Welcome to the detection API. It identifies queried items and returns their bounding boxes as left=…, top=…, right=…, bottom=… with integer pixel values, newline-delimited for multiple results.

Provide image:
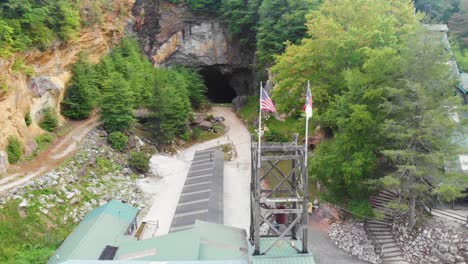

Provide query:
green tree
left=256, top=0, right=319, bottom=67
left=175, top=67, right=207, bottom=109
left=272, top=0, right=421, bottom=204
left=219, top=0, right=261, bottom=47
left=100, top=73, right=135, bottom=132
left=381, top=31, right=464, bottom=230
left=61, top=57, right=99, bottom=119
left=151, top=69, right=192, bottom=143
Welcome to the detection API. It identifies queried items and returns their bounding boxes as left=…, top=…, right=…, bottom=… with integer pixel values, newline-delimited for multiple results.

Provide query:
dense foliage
left=61, top=37, right=206, bottom=141
left=0, top=0, right=80, bottom=57
left=100, top=73, right=135, bottom=132
left=151, top=68, right=192, bottom=143
left=256, top=0, right=319, bottom=67
left=6, top=136, right=22, bottom=164
left=270, top=0, right=466, bottom=222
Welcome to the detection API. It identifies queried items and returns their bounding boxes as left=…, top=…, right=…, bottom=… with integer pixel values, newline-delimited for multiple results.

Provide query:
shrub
left=264, top=129, right=289, bottom=142
left=25, top=112, right=32, bottom=126
left=347, top=200, right=374, bottom=219
left=6, top=136, right=22, bottom=164
left=129, top=151, right=150, bottom=173
left=35, top=134, right=54, bottom=151
left=39, top=107, right=58, bottom=132
left=108, top=131, right=128, bottom=152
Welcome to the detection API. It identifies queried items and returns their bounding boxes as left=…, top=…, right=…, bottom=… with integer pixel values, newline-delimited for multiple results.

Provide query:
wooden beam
left=262, top=209, right=303, bottom=214
left=260, top=197, right=304, bottom=203
left=261, top=155, right=303, bottom=161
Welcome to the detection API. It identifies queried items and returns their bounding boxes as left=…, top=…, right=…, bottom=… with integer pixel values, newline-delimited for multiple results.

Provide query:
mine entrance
left=200, top=67, right=237, bottom=103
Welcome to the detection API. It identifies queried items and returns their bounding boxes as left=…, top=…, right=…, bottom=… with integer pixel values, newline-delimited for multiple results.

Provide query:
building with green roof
left=50, top=200, right=315, bottom=264
left=49, top=201, right=250, bottom=263
left=49, top=200, right=139, bottom=263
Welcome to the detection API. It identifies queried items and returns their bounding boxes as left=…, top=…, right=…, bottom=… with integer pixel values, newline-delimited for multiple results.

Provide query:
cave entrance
left=200, top=67, right=237, bottom=103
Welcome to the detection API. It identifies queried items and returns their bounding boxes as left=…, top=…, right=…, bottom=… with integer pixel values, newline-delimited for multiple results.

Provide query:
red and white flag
left=261, top=89, right=277, bottom=113
left=302, top=84, right=313, bottom=119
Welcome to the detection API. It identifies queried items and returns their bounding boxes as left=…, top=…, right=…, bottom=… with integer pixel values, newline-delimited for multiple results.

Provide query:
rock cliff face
left=133, top=1, right=255, bottom=97
left=0, top=0, right=135, bottom=173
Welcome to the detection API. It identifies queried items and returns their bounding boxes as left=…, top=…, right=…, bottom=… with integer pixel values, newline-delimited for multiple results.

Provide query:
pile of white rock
left=394, top=218, right=468, bottom=264
left=329, top=221, right=382, bottom=264
left=0, top=129, right=151, bottom=224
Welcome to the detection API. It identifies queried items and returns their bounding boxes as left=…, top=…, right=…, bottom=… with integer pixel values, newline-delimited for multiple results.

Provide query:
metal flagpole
left=302, top=80, right=311, bottom=253
left=258, top=82, right=263, bottom=169
left=304, top=80, right=310, bottom=166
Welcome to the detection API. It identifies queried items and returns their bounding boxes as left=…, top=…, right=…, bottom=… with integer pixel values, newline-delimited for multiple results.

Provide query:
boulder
left=199, top=121, right=213, bottom=130
left=441, top=253, right=456, bottom=264
left=29, top=76, right=61, bottom=98
left=440, top=243, right=451, bottom=253
left=19, top=199, right=28, bottom=208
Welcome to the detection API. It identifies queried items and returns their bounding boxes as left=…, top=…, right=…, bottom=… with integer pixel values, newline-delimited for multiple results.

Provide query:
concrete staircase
left=367, top=189, right=408, bottom=264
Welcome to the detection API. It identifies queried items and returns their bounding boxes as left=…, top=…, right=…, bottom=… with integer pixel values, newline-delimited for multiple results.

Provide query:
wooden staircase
left=367, top=189, right=408, bottom=264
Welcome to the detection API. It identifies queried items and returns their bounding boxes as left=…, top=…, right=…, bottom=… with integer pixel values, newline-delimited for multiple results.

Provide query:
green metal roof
left=249, top=238, right=315, bottom=264
left=49, top=200, right=139, bottom=264
left=114, top=221, right=249, bottom=262
left=62, top=261, right=247, bottom=264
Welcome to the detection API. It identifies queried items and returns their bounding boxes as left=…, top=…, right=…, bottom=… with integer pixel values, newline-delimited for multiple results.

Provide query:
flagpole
left=305, top=80, right=310, bottom=167
left=258, top=82, right=263, bottom=169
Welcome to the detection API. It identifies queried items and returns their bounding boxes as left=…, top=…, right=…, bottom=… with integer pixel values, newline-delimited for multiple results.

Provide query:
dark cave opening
left=200, top=67, right=237, bottom=103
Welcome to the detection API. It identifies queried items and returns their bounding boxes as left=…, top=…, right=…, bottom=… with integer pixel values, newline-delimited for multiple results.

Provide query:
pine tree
left=151, top=69, right=191, bottom=142
left=381, top=30, right=465, bottom=230
left=100, top=73, right=135, bottom=132
left=61, top=58, right=99, bottom=120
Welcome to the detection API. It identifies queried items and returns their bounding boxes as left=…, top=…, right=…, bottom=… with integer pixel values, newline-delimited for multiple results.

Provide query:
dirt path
left=139, top=106, right=251, bottom=238
left=0, top=116, right=100, bottom=193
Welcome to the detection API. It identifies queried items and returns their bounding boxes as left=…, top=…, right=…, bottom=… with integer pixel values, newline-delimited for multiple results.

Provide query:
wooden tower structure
left=250, top=134, right=309, bottom=255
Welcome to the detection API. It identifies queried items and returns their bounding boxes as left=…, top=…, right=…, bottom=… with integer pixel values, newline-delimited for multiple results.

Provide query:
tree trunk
left=408, top=191, right=416, bottom=231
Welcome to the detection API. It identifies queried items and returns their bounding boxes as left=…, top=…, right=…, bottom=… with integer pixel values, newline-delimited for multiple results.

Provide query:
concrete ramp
left=170, top=148, right=224, bottom=232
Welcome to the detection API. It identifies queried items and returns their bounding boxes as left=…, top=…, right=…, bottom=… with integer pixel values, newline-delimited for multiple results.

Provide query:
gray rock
left=123, top=167, right=133, bottom=175
left=199, top=121, right=213, bottom=130
left=232, top=96, right=248, bottom=111
left=454, top=255, right=465, bottom=262
left=440, top=243, right=451, bottom=253
left=459, top=244, right=468, bottom=252
left=450, top=246, right=459, bottom=255
left=19, top=199, right=28, bottom=208
left=441, top=253, right=456, bottom=264
left=0, top=150, right=9, bottom=174
left=40, top=208, right=49, bottom=215
left=29, top=76, right=61, bottom=97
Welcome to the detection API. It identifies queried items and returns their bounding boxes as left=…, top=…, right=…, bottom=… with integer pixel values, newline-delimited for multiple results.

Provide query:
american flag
left=261, top=89, right=277, bottom=113
left=303, top=85, right=313, bottom=118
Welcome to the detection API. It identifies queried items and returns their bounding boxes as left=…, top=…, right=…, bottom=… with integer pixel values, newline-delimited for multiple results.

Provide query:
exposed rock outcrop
left=0, top=1, right=135, bottom=171
left=133, top=1, right=255, bottom=96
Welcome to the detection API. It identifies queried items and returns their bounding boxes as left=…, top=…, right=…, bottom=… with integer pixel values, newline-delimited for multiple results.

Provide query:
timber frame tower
left=249, top=134, right=310, bottom=255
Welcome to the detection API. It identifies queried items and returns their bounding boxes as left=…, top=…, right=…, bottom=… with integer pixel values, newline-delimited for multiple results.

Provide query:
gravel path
left=139, top=106, right=251, bottom=238
left=0, top=116, right=99, bottom=193
left=308, top=219, right=367, bottom=264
